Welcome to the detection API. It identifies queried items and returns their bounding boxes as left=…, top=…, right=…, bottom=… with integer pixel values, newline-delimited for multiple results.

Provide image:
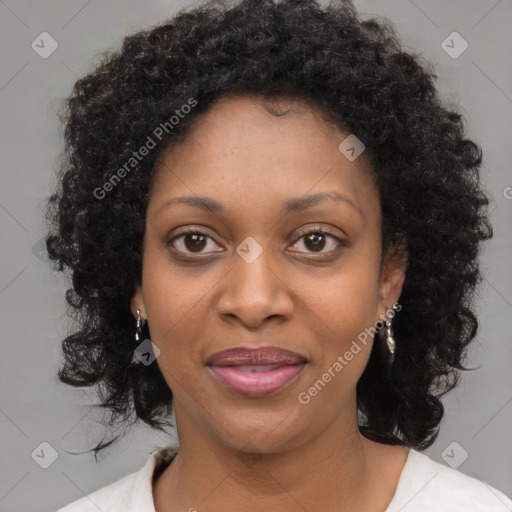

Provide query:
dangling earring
left=135, top=309, right=143, bottom=342
left=131, top=309, right=146, bottom=366
left=385, top=320, right=396, bottom=362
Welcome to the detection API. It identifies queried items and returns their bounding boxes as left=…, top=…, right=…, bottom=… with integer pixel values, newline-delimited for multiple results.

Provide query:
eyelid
left=169, top=225, right=222, bottom=245
left=293, top=224, right=345, bottom=242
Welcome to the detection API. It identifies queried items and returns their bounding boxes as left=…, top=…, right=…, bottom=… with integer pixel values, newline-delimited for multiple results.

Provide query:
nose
left=215, top=243, right=294, bottom=328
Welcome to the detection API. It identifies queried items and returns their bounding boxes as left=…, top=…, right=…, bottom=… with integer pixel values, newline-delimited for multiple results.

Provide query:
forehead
left=148, top=94, right=379, bottom=223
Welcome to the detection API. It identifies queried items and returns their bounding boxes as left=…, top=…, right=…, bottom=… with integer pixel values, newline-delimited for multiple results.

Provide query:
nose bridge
left=232, top=235, right=279, bottom=300
left=216, top=235, right=293, bottom=324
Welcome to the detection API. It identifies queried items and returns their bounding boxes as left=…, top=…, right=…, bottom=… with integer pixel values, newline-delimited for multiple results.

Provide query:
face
left=131, top=94, right=405, bottom=453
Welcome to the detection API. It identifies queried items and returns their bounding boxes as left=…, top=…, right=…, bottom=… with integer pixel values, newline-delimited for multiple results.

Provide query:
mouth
left=206, top=346, right=308, bottom=397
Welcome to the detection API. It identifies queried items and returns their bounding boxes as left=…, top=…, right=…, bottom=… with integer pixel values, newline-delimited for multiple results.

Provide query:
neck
left=154, top=406, right=383, bottom=512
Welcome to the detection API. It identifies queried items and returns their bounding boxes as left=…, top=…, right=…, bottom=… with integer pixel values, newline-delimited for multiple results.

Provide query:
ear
left=376, top=239, right=407, bottom=322
left=130, top=284, right=146, bottom=320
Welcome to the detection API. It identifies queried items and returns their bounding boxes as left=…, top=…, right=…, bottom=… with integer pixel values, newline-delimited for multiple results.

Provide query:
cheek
left=141, top=249, right=218, bottom=370
left=296, top=252, right=381, bottom=336
left=292, top=257, right=381, bottom=397
left=294, top=273, right=379, bottom=414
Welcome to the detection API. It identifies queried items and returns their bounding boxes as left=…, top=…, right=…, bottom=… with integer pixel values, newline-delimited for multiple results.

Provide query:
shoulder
left=387, top=448, right=512, bottom=512
left=56, top=444, right=179, bottom=512
left=56, top=469, right=141, bottom=512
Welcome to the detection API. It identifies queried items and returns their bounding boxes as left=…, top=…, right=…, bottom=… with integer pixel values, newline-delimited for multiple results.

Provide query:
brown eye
left=288, top=228, right=345, bottom=254
left=304, top=232, right=327, bottom=252
left=183, top=233, right=207, bottom=252
left=168, top=230, right=224, bottom=255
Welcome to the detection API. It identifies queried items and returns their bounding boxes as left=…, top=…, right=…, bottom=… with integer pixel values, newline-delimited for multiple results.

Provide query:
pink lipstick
left=206, top=346, right=307, bottom=397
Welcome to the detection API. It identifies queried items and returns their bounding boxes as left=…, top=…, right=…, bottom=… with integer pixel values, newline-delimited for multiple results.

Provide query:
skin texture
left=130, top=94, right=408, bottom=511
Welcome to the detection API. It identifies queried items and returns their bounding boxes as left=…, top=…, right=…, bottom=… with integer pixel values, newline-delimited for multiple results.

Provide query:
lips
left=206, top=346, right=307, bottom=366
left=206, top=346, right=308, bottom=397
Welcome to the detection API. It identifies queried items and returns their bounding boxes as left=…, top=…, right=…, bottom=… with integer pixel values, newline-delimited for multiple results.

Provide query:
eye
left=167, top=229, right=224, bottom=255
left=167, top=226, right=346, bottom=257
left=288, top=226, right=345, bottom=254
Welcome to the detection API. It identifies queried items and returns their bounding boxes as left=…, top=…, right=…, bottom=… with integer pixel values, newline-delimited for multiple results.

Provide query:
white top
left=56, top=443, right=512, bottom=511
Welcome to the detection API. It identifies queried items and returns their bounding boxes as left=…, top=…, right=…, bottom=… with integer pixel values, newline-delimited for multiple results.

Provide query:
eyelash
left=167, top=226, right=346, bottom=256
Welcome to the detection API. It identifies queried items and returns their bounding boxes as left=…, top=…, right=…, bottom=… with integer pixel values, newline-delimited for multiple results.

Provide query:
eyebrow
left=155, top=191, right=361, bottom=217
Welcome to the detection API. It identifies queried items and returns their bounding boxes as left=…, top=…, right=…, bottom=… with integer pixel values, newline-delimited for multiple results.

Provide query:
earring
left=384, top=320, right=396, bottom=362
left=131, top=309, right=146, bottom=367
left=135, top=309, right=145, bottom=342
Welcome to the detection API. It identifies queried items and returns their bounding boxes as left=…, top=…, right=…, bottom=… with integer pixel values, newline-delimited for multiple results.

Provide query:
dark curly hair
left=44, top=0, right=492, bottom=458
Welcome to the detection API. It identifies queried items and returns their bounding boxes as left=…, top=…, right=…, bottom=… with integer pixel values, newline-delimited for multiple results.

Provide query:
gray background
left=0, top=1, right=511, bottom=511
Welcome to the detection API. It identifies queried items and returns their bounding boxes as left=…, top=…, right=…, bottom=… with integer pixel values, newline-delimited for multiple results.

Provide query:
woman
left=45, top=0, right=512, bottom=510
